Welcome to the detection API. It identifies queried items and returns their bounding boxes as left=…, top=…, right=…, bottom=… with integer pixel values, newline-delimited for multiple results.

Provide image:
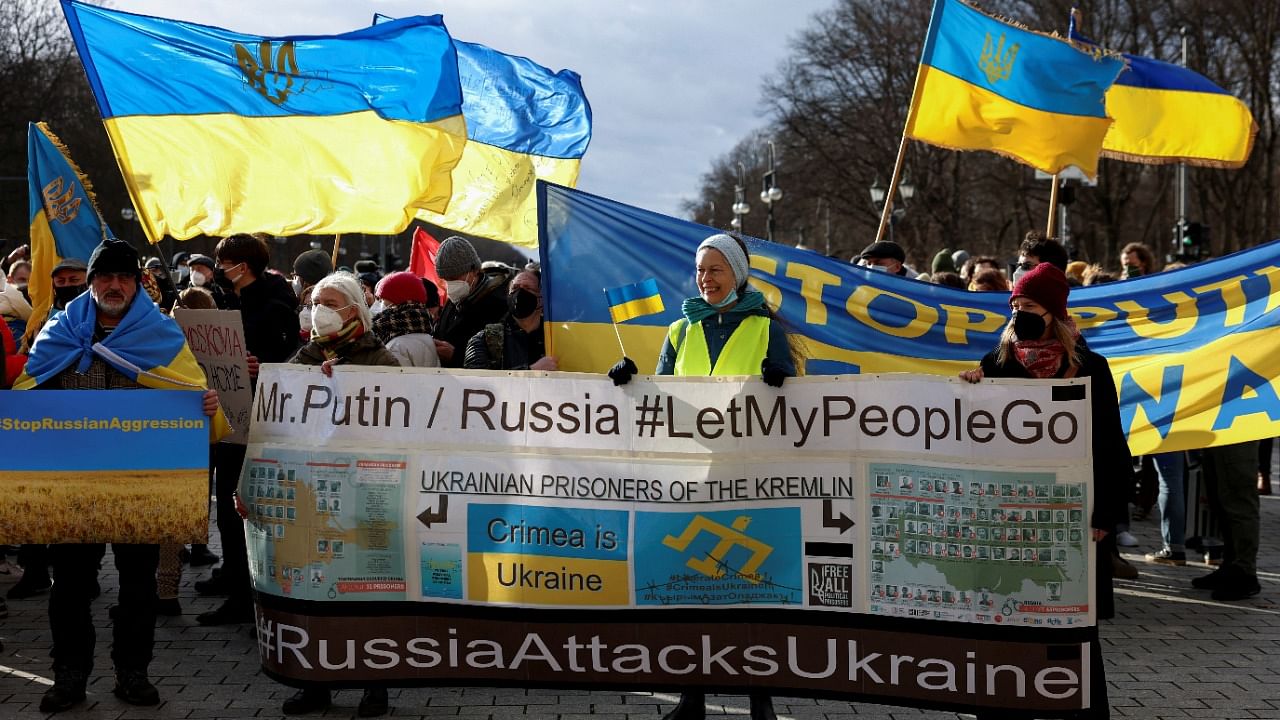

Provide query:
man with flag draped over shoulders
left=13, top=237, right=230, bottom=713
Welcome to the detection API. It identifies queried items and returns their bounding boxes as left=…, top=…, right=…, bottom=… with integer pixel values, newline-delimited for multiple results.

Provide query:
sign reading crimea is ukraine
left=0, top=389, right=210, bottom=543
left=536, top=181, right=1280, bottom=455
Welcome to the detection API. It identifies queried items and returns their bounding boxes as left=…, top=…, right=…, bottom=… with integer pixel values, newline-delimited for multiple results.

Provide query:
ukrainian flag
left=1069, top=13, right=1256, bottom=168
left=26, top=121, right=111, bottom=345
left=415, top=33, right=592, bottom=248
left=60, top=0, right=467, bottom=243
left=605, top=279, right=664, bottom=324
left=905, top=0, right=1124, bottom=176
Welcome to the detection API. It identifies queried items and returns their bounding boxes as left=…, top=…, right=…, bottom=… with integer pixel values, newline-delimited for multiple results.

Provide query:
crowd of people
left=0, top=227, right=1267, bottom=719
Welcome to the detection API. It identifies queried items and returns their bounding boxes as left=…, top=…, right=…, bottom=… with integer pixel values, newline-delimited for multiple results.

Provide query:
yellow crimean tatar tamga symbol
left=42, top=177, right=81, bottom=225
left=662, top=515, right=773, bottom=584
left=979, top=32, right=1020, bottom=84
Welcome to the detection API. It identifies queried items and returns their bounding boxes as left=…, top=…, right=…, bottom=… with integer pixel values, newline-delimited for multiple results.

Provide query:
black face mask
left=53, top=284, right=87, bottom=309
left=507, top=288, right=540, bottom=320
left=1012, top=310, right=1048, bottom=341
left=212, top=267, right=236, bottom=292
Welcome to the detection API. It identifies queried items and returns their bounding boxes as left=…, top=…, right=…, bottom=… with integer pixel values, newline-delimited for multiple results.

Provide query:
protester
left=186, top=254, right=230, bottom=309
left=280, top=270, right=396, bottom=716
left=1084, top=265, right=1119, bottom=286
left=172, top=251, right=191, bottom=289
left=12, top=237, right=224, bottom=712
left=0, top=271, right=32, bottom=341
left=930, top=271, right=965, bottom=289
left=856, top=240, right=924, bottom=279
left=175, top=285, right=217, bottom=310
left=931, top=247, right=957, bottom=276
left=1143, top=453, right=1189, bottom=565
left=371, top=271, right=440, bottom=367
left=143, top=257, right=178, bottom=310
left=1013, top=232, right=1069, bottom=281
left=950, top=249, right=970, bottom=277
left=608, top=232, right=792, bottom=720
left=432, top=236, right=513, bottom=366
left=958, top=261, right=1127, bottom=719
left=7, top=258, right=31, bottom=288
left=291, top=248, right=333, bottom=307
left=1120, top=241, right=1157, bottom=278
left=464, top=268, right=557, bottom=371
left=969, top=268, right=1009, bottom=292
left=196, top=234, right=300, bottom=626
left=1193, top=441, right=1262, bottom=600
left=1065, top=260, right=1088, bottom=286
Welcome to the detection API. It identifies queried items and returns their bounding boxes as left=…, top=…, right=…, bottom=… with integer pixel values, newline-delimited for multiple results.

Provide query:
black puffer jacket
left=433, top=266, right=513, bottom=367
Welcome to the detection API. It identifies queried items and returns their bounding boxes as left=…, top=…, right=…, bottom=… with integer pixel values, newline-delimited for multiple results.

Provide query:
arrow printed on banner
left=417, top=495, right=449, bottom=528
left=822, top=499, right=854, bottom=534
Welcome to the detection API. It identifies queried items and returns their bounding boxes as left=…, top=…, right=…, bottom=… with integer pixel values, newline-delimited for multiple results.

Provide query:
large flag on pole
left=375, top=14, right=592, bottom=248
left=1068, top=11, right=1256, bottom=168
left=905, top=0, right=1124, bottom=176
left=26, top=121, right=112, bottom=344
left=60, top=0, right=467, bottom=244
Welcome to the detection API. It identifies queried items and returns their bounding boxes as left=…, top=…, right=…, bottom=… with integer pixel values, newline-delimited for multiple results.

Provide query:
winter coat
left=979, top=343, right=1132, bottom=619
left=290, top=331, right=400, bottom=368
left=386, top=333, right=440, bottom=368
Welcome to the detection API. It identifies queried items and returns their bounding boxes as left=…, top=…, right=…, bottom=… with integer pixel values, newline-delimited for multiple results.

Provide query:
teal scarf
left=681, top=288, right=766, bottom=324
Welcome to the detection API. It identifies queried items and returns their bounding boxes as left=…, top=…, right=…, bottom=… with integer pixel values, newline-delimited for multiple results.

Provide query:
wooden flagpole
left=1045, top=174, right=1060, bottom=237
left=874, top=59, right=929, bottom=245
left=331, top=234, right=342, bottom=269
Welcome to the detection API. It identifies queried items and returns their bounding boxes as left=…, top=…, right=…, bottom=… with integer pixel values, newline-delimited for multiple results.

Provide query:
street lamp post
left=759, top=141, right=782, bottom=241
left=868, top=178, right=914, bottom=246
left=731, top=162, right=750, bottom=233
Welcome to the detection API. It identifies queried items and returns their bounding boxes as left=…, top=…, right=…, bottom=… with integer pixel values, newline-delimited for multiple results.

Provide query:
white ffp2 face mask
left=370, top=300, right=386, bottom=316
left=311, top=305, right=345, bottom=337
left=298, top=306, right=313, bottom=331
left=445, top=279, right=471, bottom=303
left=190, top=270, right=208, bottom=287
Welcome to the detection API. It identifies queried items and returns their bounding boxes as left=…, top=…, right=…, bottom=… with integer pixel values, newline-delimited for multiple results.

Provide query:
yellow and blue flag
left=375, top=14, right=592, bottom=248
left=1069, top=12, right=1256, bottom=168
left=26, top=121, right=112, bottom=345
left=605, top=279, right=665, bottom=324
left=60, top=0, right=467, bottom=243
left=905, top=0, right=1124, bottom=176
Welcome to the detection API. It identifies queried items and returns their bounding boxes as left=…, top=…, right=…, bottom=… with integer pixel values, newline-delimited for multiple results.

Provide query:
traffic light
left=1175, top=221, right=1209, bottom=261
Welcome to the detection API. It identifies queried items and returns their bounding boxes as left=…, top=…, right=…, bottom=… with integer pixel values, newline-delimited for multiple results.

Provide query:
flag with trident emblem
left=905, top=0, right=1124, bottom=177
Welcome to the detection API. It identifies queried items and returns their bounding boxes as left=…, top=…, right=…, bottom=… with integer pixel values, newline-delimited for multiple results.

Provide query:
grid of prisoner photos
left=869, top=469, right=1086, bottom=606
left=242, top=462, right=345, bottom=553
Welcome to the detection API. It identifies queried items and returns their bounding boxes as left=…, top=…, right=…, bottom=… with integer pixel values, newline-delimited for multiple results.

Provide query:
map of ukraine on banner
left=538, top=182, right=1280, bottom=455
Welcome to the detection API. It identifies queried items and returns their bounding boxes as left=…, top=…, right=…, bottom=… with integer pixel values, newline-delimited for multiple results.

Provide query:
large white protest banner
left=245, top=365, right=1095, bottom=715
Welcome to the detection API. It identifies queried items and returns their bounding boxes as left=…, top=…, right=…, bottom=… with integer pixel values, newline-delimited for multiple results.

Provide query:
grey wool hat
left=292, top=249, right=333, bottom=286
left=435, top=236, right=481, bottom=280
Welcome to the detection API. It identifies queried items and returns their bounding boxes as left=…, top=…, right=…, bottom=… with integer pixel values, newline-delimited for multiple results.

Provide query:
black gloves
left=608, top=357, right=638, bottom=386
left=761, top=358, right=787, bottom=388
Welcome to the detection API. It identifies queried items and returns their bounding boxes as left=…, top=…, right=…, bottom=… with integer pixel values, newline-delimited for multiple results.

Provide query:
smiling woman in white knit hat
left=610, top=233, right=797, bottom=391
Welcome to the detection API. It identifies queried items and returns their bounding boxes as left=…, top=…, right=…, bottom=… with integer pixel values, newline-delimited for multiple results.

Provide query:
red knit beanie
left=1010, top=262, right=1069, bottom=320
left=375, top=271, right=427, bottom=305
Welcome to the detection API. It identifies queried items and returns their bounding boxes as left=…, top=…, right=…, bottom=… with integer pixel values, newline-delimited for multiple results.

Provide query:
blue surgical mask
left=868, top=263, right=889, bottom=272
left=709, top=288, right=738, bottom=309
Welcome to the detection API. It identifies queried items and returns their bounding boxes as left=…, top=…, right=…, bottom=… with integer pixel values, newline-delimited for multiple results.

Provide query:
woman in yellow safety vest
left=608, top=233, right=793, bottom=720
left=609, top=233, right=795, bottom=389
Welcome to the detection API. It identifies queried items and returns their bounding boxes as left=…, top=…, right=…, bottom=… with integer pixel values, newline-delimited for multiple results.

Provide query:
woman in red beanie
left=960, top=261, right=1130, bottom=720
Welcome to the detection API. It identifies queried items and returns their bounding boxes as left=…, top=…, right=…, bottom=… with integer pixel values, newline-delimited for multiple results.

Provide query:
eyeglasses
left=1015, top=261, right=1037, bottom=271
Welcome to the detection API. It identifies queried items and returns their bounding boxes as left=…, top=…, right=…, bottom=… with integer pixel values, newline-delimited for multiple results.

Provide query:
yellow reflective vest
left=668, top=315, right=771, bottom=376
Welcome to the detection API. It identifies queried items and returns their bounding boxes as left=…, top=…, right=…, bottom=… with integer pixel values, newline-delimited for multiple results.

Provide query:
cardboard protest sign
left=175, top=308, right=252, bottom=444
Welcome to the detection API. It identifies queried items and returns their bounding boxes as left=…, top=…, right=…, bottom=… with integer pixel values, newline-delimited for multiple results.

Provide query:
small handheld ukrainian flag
left=603, top=279, right=664, bottom=357
left=605, top=279, right=665, bottom=324
left=905, top=0, right=1124, bottom=177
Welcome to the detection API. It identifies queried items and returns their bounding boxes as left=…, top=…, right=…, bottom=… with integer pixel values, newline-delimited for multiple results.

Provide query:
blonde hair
left=994, top=314, right=1081, bottom=371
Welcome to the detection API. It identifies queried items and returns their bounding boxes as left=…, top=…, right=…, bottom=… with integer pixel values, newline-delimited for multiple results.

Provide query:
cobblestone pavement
left=1, top=452, right=1276, bottom=719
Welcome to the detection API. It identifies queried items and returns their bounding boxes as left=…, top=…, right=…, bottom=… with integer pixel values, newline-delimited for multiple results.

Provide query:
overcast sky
left=114, top=0, right=833, bottom=219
